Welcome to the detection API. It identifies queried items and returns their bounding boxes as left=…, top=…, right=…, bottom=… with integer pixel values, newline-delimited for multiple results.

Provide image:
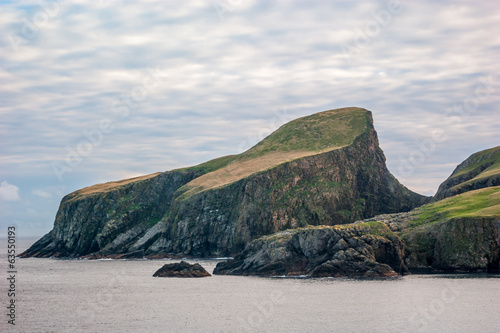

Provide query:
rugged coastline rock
left=357, top=186, right=500, bottom=273
left=20, top=170, right=203, bottom=258
left=215, top=183, right=500, bottom=277
left=402, top=216, right=500, bottom=273
left=153, top=261, right=211, bottom=278
left=213, top=222, right=408, bottom=278
left=22, top=107, right=427, bottom=259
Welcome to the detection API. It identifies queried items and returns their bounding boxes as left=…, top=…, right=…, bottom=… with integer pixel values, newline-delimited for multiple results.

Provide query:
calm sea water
left=1, top=238, right=499, bottom=332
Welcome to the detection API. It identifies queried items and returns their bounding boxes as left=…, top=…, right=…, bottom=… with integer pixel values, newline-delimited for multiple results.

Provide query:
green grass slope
left=402, top=186, right=500, bottom=272
left=240, top=107, right=371, bottom=160
left=408, top=186, right=500, bottom=229
left=435, top=145, right=500, bottom=199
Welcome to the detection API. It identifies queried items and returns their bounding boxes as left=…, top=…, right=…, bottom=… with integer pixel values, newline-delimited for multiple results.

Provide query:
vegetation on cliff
left=400, top=186, right=500, bottom=272
left=353, top=185, right=500, bottom=273
left=177, top=107, right=372, bottom=199
left=216, top=185, right=500, bottom=277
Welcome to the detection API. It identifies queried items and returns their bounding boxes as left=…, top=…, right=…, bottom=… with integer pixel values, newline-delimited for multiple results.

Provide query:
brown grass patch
left=181, top=147, right=343, bottom=197
left=66, top=172, right=162, bottom=201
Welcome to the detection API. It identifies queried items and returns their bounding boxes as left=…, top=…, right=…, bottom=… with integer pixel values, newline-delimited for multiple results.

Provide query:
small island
left=153, top=261, right=211, bottom=278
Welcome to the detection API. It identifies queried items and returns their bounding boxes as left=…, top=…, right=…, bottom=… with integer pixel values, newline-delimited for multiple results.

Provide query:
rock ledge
left=213, top=222, right=408, bottom=278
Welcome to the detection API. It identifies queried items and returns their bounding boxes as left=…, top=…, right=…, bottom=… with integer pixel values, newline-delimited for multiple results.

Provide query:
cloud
left=32, top=188, right=52, bottom=198
left=0, top=1, right=499, bottom=236
left=0, top=181, right=20, bottom=201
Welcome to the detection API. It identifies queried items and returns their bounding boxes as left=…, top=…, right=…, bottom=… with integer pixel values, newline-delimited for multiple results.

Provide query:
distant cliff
left=21, top=107, right=427, bottom=259
left=435, top=146, right=500, bottom=200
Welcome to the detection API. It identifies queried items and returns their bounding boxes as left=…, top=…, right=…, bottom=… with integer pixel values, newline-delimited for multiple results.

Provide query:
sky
left=1, top=0, right=499, bottom=237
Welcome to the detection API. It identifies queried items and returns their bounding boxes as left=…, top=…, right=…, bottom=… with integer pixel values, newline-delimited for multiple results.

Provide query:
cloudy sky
left=1, top=0, right=499, bottom=237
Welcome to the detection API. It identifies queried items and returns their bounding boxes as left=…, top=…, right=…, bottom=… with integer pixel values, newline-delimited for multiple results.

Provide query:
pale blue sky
left=1, top=0, right=499, bottom=237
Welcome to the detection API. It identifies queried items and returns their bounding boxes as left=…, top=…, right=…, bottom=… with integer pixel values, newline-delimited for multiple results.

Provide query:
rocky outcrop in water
left=153, top=261, right=211, bottom=277
left=213, top=222, right=408, bottom=278
left=21, top=107, right=427, bottom=259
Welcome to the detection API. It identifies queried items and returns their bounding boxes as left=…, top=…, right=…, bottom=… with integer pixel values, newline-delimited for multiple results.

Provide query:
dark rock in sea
left=213, top=222, right=408, bottom=278
left=153, top=261, right=211, bottom=278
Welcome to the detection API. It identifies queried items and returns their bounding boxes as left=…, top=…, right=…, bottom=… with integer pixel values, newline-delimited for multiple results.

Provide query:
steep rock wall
left=402, top=217, right=500, bottom=272
left=21, top=170, right=201, bottom=257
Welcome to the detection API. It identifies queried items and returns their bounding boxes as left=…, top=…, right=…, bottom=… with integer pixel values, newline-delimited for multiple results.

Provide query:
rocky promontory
left=22, top=107, right=427, bottom=259
left=214, top=182, right=500, bottom=277
left=214, top=222, right=408, bottom=278
left=355, top=185, right=500, bottom=273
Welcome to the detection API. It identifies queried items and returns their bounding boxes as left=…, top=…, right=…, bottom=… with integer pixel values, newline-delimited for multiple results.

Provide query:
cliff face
left=346, top=185, right=500, bottom=273
left=403, top=216, right=500, bottom=272
left=21, top=170, right=202, bottom=257
left=435, top=146, right=500, bottom=200
left=22, top=107, right=427, bottom=258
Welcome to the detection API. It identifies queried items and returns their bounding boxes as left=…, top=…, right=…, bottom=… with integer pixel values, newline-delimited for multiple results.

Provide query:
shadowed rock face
left=153, top=261, right=211, bottom=278
left=21, top=107, right=428, bottom=259
left=213, top=223, right=408, bottom=278
left=402, top=216, right=500, bottom=273
left=20, top=170, right=202, bottom=258
left=353, top=185, right=500, bottom=274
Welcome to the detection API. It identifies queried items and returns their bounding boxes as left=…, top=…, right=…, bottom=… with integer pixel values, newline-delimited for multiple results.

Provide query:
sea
left=1, top=238, right=499, bottom=333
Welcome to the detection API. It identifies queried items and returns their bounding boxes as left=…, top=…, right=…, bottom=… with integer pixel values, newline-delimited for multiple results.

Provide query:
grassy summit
left=449, top=146, right=500, bottom=181
left=65, top=107, right=372, bottom=201
left=178, top=107, right=372, bottom=198
left=240, top=107, right=372, bottom=159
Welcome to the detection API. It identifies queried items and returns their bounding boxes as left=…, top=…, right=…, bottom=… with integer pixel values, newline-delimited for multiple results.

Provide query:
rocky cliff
left=22, top=107, right=427, bottom=258
left=400, top=185, right=500, bottom=273
left=215, top=185, right=500, bottom=277
left=351, top=185, right=500, bottom=273
left=20, top=170, right=204, bottom=257
left=213, top=222, right=408, bottom=278
left=403, top=216, right=500, bottom=272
